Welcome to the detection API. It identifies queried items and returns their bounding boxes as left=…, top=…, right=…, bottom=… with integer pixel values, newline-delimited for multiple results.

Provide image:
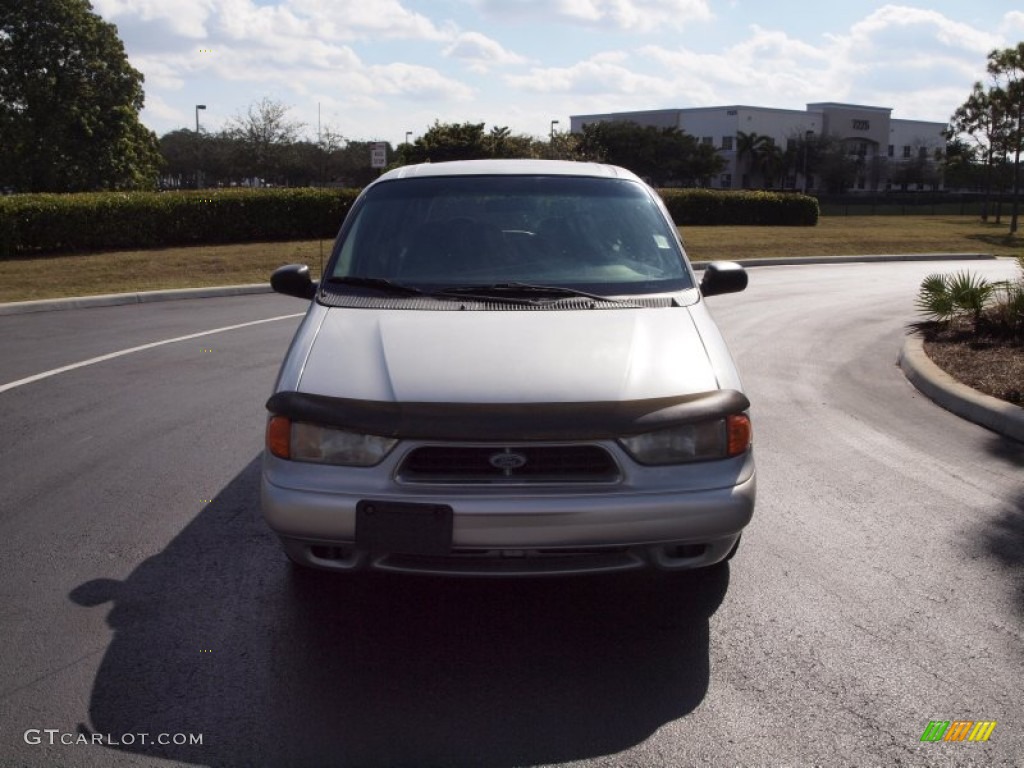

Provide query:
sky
left=91, top=0, right=1024, bottom=146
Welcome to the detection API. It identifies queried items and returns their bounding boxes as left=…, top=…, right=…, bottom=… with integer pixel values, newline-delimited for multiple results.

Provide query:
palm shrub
left=917, top=258, right=1024, bottom=340
left=915, top=270, right=994, bottom=327
left=915, top=273, right=957, bottom=322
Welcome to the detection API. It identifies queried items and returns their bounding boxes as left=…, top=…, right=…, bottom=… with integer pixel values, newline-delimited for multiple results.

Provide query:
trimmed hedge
left=658, top=189, right=819, bottom=226
left=0, top=188, right=360, bottom=258
left=0, top=185, right=817, bottom=258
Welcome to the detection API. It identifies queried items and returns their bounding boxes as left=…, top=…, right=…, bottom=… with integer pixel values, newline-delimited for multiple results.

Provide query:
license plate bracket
left=355, top=500, right=453, bottom=556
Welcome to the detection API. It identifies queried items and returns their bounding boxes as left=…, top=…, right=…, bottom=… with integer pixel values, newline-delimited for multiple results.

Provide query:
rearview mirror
left=700, top=261, right=748, bottom=297
left=271, top=264, right=317, bottom=300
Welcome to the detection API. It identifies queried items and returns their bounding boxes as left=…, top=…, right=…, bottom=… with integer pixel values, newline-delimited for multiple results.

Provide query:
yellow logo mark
left=969, top=721, right=997, bottom=742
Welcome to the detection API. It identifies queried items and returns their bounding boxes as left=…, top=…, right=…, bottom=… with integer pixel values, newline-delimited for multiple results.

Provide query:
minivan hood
left=298, top=307, right=719, bottom=403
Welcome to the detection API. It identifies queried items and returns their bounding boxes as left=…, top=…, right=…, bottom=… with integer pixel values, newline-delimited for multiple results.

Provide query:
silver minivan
left=262, top=159, right=754, bottom=576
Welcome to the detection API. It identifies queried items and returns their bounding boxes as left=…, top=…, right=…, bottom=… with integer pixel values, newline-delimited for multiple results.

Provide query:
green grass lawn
left=2, top=215, right=1022, bottom=303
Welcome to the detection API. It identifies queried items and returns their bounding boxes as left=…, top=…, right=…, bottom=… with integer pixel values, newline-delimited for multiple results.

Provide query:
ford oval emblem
left=489, top=451, right=528, bottom=470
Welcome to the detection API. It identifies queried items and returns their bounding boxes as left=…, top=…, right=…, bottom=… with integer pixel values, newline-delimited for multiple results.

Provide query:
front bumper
left=261, top=452, right=755, bottom=576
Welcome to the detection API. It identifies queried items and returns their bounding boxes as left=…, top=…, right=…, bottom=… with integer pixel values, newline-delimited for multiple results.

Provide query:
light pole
left=194, top=105, right=208, bottom=189
left=550, top=119, right=559, bottom=139
left=802, top=130, right=814, bottom=194
left=405, top=131, right=412, bottom=145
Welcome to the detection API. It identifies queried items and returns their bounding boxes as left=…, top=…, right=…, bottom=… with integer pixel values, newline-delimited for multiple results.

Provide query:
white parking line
left=0, top=313, right=304, bottom=395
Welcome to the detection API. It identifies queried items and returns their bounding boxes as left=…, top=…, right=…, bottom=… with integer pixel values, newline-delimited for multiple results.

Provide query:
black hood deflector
left=266, top=390, right=749, bottom=441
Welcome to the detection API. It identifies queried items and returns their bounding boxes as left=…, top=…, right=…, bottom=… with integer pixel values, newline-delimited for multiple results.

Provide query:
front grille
left=398, top=445, right=620, bottom=484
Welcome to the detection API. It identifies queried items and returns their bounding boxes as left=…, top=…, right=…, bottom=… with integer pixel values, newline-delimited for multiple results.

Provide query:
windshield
left=327, top=175, right=693, bottom=295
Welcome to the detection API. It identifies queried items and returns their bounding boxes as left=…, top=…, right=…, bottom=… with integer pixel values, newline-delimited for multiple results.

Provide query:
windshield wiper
left=435, top=282, right=615, bottom=302
left=322, top=276, right=426, bottom=296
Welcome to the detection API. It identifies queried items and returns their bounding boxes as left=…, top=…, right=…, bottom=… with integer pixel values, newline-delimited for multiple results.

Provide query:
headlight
left=618, top=414, right=751, bottom=465
left=266, top=416, right=397, bottom=466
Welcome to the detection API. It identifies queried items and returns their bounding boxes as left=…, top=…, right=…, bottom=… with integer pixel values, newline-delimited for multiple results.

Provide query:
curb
left=0, top=253, right=998, bottom=317
left=0, top=283, right=273, bottom=316
left=694, top=253, right=994, bottom=269
left=899, top=335, right=1024, bottom=444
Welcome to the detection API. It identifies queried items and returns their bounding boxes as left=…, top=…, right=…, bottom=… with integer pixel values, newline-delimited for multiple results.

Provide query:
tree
left=577, top=121, right=723, bottom=186
left=0, top=0, right=162, bottom=191
left=315, top=124, right=346, bottom=184
left=224, top=97, right=304, bottom=185
left=736, top=131, right=770, bottom=187
left=942, top=136, right=980, bottom=191
left=535, top=130, right=592, bottom=161
left=399, top=121, right=490, bottom=164
left=986, top=43, right=1024, bottom=234
left=158, top=128, right=205, bottom=188
left=335, top=140, right=393, bottom=187
left=756, top=139, right=784, bottom=188
left=947, top=81, right=1011, bottom=219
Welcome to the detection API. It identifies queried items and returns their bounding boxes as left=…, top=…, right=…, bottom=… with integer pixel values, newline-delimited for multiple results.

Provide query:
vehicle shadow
left=70, top=457, right=728, bottom=767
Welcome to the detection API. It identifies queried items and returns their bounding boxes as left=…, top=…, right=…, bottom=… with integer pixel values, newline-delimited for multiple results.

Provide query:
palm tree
left=757, top=139, right=784, bottom=188
left=736, top=130, right=763, bottom=187
left=737, top=131, right=779, bottom=188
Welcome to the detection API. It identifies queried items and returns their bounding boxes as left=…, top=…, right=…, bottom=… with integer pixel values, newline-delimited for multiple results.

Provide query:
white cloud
left=840, top=5, right=999, bottom=58
left=500, top=4, right=1001, bottom=127
left=998, top=11, right=1024, bottom=44
left=368, top=63, right=476, bottom=101
left=94, top=0, right=472, bottom=135
left=632, top=7, right=999, bottom=121
left=97, top=0, right=449, bottom=44
left=133, top=56, right=189, bottom=90
left=825, top=5, right=999, bottom=119
left=474, top=0, right=713, bottom=32
left=506, top=52, right=673, bottom=97
left=443, top=32, right=528, bottom=73
left=93, top=0, right=215, bottom=39
left=140, top=93, right=189, bottom=125
left=288, top=0, right=450, bottom=40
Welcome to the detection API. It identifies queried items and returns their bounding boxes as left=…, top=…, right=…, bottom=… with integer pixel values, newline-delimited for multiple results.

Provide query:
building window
left=721, top=135, right=733, bottom=151
left=918, top=147, right=928, bottom=159
left=720, top=174, right=732, bottom=189
left=888, top=145, right=894, bottom=157
left=903, top=145, right=911, bottom=158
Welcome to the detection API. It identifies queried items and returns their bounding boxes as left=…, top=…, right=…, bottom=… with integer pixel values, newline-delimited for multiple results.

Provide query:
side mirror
left=271, top=264, right=317, bottom=300
left=700, top=261, right=748, bottom=297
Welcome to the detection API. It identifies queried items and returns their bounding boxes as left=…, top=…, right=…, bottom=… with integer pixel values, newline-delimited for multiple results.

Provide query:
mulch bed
left=921, top=322, right=1023, bottom=406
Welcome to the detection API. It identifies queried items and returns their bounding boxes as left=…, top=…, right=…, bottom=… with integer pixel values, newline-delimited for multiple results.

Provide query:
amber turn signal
left=267, top=415, right=291, bottom=459
left=726, top=414, right=752, bottom=457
